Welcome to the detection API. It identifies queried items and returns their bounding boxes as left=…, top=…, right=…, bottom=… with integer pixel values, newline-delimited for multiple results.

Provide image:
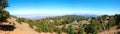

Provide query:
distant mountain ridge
left=13, top=14, right=98, bottom=19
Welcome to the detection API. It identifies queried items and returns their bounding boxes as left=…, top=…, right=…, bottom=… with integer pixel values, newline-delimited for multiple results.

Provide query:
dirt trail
left=0, top=17, right=40, bottom=34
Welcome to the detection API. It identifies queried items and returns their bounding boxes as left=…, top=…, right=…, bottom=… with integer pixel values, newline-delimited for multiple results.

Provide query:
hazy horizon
left=5, top=0, right=120, bottom=17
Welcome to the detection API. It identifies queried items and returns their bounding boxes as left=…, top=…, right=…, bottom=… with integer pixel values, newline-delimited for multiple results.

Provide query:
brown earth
left=0, top=17, right=39, bottom=34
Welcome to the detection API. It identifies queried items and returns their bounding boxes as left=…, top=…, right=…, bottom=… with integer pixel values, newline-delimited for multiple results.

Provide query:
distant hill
left=13, top=14, right=98, bottom=20
left=76, top=14, right=98, bottom=17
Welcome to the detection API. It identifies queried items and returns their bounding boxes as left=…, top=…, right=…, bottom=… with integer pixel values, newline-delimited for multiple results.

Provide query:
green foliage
left=100, top=15, right=109, bottom=20
left=106, top=18, right=116, bottom=29
left=16, top=18, right=26, bottom=24
left=57, top=27, right=62, bottom=34
left=79, top=27, right=85, bottom=34
left=0, top=10, right=10, bottom=22
left=0, top=0, right=8, bottom=10
left=114, top=14, right=120, bottom=25
left=13, top=22, right=16, bottom=26
left=114, top=14, right=120, bottom=29
left=0, top=0, right=9, bottom=22
left=85, top=20, right=99, bottom=34
left=10, top=15, right=17, bottom=18
left=61, top=25, right=67, bottom=32
left=67, top=25, right=75, bottom=34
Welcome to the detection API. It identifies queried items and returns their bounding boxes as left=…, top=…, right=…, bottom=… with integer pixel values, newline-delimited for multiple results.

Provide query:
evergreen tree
left=114, top=14, right=120, bottom=25
left=0, top=0, right=8, bottom=10
left=0, top=0, right=10, bottom=22
left=114, top=14, right=120, bottom=29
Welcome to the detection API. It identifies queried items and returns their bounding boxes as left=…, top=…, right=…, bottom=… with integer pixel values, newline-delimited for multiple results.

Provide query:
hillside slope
left=0, top=17, right=120, bottom=34
left=0, top=17, right=40, bottom=34
left=98, top=26, right=120, bottom=34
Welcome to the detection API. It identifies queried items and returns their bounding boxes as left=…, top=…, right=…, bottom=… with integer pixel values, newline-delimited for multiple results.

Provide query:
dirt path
left=10, top=17, right=40, bottom=34
left=0, top=17, right=40, bottom=34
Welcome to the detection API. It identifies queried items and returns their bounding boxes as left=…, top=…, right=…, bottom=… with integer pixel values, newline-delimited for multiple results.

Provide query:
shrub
left=106, top=18, right=116, bottom=29
left=79, top=27, right=85, bottom=34
left=85, top=20, right=98, bottom=34
left=0, top=10, right=10, bottom=22
left=67, top=25, right=75, bottom=34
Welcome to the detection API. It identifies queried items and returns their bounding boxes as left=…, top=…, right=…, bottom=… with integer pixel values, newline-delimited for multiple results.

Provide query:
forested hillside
left=16, top=14, right=120, bottom=34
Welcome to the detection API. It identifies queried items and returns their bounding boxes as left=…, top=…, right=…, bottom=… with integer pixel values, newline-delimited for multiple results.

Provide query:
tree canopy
left=0, top=0, right=10, bottom=22
left=0, top=0, right=8, bottom=10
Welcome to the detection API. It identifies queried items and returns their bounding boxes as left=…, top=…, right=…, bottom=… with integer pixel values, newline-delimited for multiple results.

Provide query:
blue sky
left=5, top=0, right=120, bottom=17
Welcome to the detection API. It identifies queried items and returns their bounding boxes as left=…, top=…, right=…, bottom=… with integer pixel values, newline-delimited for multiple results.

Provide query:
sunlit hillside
left=0, top=0, right=120, bottom=34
